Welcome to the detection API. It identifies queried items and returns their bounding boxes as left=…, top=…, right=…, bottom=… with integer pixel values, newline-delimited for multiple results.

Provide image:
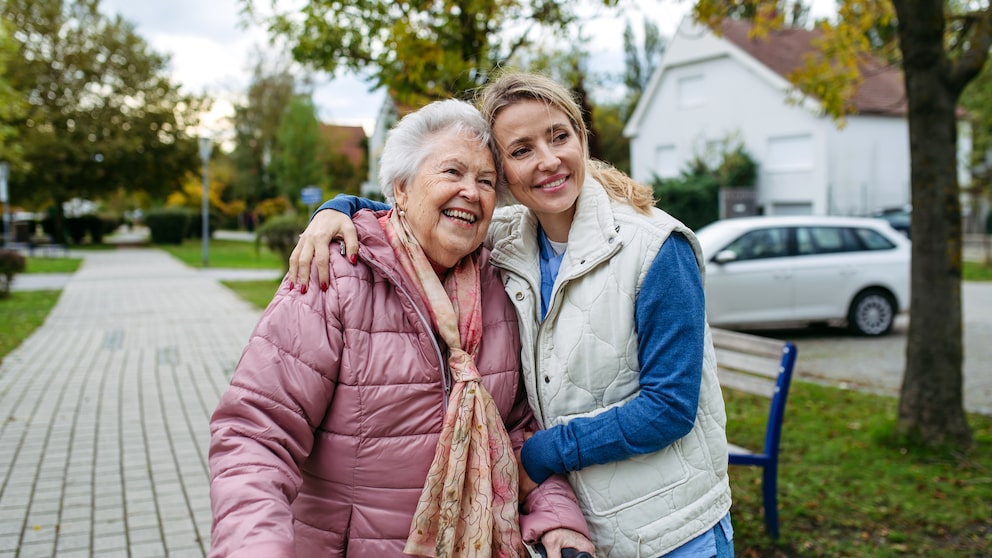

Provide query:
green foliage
left=255, top=214, right=307, bottom=271
left=591, top=103, right=630, bottom=174
left=716, top=143, right=758, bottom=188
left=244, top=0, right=607, bottom=107
left=0, top=249, right=27, bottom=298
left=622, top=17, right=666, bottom=116
left=230, top=59, right=296, bottom=205
left=0, top=0, right=209, bottom=215
left=144, top=208, right=190, bottom=245
left=64, top=214, right=108, bottom=245
left=652, top=173, right=720, bottom=231
left=272, top=96, right=325, bottom=204
left=0, top=18, right=26, bottom=168
left=652, top=140, right=759, bottom=230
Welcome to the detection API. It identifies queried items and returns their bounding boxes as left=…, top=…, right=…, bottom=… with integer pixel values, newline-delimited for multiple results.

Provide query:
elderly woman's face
left=394, top=127, right=497, bottom=268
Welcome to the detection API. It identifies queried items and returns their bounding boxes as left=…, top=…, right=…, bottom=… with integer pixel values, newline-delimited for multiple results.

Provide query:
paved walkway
left=0, top=249, right=279, bottom=557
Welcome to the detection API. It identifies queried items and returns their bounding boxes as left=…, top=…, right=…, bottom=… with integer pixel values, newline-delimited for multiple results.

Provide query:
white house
left=624, top=17, right=972, bottom=217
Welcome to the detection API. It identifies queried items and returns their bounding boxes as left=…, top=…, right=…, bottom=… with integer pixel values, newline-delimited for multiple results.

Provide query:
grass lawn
left=964, top=260, right=992, bottom=282
left=159, top=238, right=284, bottom=269
left=222, top=279, right=282, bottom=309
left=723, top=383, right=992, bottom=557
left=0, top=290, right=62, bottom=359
left=23, top=256, right=83, bottom=273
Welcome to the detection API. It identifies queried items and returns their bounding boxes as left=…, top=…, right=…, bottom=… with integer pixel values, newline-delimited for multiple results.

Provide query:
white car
left=694, top=216, right=911, bottom=336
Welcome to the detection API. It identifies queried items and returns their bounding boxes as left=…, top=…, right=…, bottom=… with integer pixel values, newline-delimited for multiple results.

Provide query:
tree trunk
left=893, top=0, right=972, bottom=448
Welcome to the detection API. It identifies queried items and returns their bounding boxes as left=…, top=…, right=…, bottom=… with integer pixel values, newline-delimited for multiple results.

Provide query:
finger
left=342, top=225, right=359, bottom=265
left=288, top=242, right=302, bottom=289
left=296, top=236, right=315, bottom=288
left=314, top=237, right=331, bottom=289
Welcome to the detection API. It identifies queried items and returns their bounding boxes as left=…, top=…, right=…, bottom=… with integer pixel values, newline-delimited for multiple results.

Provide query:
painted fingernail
left=320, top=282, right=328, bottom=291
left=289, top=282, right=295, bottom=291
left=301, top=284, right=308, bottom=295
left=349, top=254, right=357, bottom=265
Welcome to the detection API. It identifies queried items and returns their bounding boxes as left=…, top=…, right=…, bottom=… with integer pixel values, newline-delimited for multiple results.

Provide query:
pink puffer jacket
left=209, top=210, right=588, bottom=557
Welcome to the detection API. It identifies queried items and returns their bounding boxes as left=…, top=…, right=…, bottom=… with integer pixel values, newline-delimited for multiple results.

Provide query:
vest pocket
left=567, top=440, right=690, bottom=516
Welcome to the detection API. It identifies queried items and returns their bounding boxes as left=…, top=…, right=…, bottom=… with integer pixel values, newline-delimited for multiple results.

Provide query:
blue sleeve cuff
left=520, top=429, right=567, bottom=485
left=313, top=194, right=389, bottom=221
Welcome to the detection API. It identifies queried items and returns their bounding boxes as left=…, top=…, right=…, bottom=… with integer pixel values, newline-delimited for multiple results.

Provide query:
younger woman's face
left=492, top=100, right=584, bottom=240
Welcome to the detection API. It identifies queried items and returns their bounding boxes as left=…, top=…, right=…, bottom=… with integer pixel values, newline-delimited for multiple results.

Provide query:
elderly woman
left=208, top=99, right=590, bottom=558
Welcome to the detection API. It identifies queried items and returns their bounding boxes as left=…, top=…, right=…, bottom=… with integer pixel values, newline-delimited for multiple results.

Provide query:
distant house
left=623, top=17, right=972, bottom=217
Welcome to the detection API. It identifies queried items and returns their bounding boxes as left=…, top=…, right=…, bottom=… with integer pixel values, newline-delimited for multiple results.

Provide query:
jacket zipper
left=365, top=253, right=452, bottom=411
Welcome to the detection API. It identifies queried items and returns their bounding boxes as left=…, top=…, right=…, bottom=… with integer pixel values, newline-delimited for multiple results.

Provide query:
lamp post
left=0, top=161, right=9, bottom=249
left=198, top=136, right=213, bottom=267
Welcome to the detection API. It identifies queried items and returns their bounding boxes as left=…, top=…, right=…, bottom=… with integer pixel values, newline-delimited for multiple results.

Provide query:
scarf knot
left=449, top=349, right=481, bottom=383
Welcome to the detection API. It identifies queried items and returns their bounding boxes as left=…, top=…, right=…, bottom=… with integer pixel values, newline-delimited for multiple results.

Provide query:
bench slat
left=713, top=350, right=782, bottom=381
left=712, top=328, right=786, bottom=359
left=717, top=368, right=777, bottom=398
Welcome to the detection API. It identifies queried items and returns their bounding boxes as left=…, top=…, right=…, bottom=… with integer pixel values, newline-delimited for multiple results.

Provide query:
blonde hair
left=476, top=71, right=655, bottom=214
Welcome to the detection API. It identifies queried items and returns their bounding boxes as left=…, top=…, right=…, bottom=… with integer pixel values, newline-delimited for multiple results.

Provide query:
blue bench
left=711, top=327, right=798, bottom=539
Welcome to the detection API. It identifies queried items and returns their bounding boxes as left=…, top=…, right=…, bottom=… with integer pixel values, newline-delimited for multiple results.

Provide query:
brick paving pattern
left=0, top=250, right=266, bottom=557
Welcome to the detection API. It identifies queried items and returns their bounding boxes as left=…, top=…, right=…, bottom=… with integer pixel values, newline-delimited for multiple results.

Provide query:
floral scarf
left=379, top=210, right=524, bottom=558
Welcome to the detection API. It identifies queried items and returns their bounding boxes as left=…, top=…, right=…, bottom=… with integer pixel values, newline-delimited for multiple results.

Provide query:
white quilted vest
left=488, top=180, right=732, bottom=557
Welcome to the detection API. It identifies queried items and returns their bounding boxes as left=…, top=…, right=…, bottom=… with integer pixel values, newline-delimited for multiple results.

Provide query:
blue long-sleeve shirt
left=520, top=230, right=705, bottom=483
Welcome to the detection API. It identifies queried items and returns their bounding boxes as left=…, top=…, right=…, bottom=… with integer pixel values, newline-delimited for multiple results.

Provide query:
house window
left=766, top=134, right=813, bottom=171
left=654, top=145, right=678, bottom=178
left=677, top=75, right=704, bottom=108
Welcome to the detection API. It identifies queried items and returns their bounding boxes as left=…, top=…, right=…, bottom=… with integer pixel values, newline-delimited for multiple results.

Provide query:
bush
left=256, top=214, right=307, bottom=270
left=651, top=173, right=721, bottom=231
left=145, top=208, right=191, bottom=245
left=0, top=249, right=27, bottom=299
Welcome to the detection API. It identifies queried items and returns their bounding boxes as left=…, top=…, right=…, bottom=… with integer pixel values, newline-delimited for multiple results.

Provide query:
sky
left=97, top=0, right=836, bottom=140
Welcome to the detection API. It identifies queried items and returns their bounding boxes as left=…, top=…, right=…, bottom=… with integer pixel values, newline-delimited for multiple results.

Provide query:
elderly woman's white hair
left=377, top=99, right=511, bottom=206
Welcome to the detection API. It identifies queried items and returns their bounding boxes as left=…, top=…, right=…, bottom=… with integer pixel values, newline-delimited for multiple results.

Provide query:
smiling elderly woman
left=207, top=99, right=590, bottom=558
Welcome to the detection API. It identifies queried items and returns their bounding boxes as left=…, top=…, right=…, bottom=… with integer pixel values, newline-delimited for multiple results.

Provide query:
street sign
left=301, top=186, right=323, bottom=205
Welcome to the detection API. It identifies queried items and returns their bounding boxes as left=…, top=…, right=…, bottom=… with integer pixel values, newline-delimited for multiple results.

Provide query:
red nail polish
left=301, top=284, right=308, bottom=295
left=289, top=282, right=295, bottom=291
left=320, top=282, right=328, bottom=291
left=349, top=254, right=357, bottom=265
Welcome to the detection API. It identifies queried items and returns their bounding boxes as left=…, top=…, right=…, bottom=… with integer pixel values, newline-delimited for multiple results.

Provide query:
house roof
left=719, top=19, right=908, bottom=116
left=320, top=124, right=367, bottom=167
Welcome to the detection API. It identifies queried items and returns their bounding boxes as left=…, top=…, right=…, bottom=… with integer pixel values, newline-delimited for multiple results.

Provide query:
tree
left=271, top=95, right=325, bottom=207
left=0, top=19, right=26, bottom=169
left=623, top=17, right=667, bottom=117
left=229, top=54, right=297, bottom=206
left=694, top=0, right=989, bottom=449
left=241, top=0, right=618, bottom=107
left=1, top=0, right=207, bottom=240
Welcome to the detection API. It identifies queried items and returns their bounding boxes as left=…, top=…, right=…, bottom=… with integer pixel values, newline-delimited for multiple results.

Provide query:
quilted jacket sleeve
left=208, top=280, right=342, bottom=558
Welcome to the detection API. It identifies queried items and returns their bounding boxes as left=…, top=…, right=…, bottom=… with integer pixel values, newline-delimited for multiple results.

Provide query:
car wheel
left=848, top=289, right=896, bottom=336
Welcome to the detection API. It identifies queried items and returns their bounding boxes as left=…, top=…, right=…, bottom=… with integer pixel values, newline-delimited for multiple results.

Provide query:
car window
left=723, top=227, right=788, bottom=261
left=797, top=226, right=897, bottom=255
left=852, top=227, right=898, bottom=250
